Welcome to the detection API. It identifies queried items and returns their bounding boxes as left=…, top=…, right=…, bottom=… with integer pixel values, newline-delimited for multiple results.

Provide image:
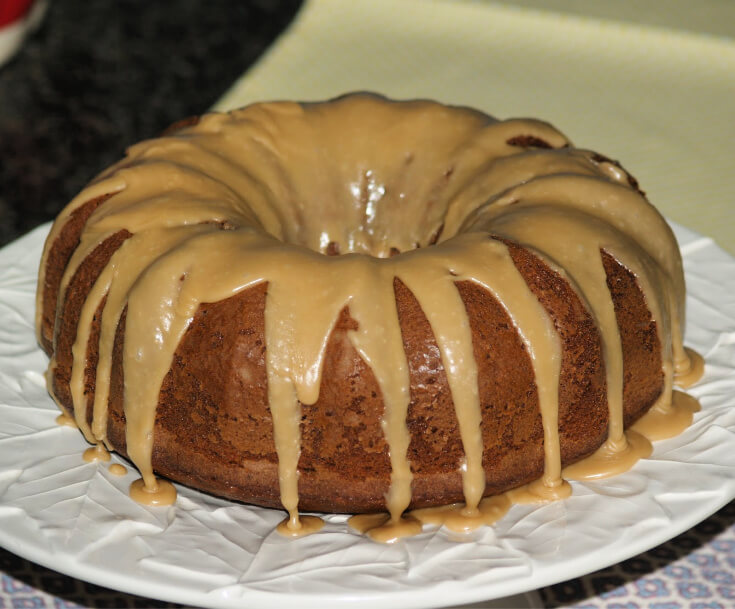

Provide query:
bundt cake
left=36, top=93, right=702, bottom=541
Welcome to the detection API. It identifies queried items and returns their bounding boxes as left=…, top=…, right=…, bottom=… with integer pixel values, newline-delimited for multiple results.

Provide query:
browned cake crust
left=38, top=96, right=675, bottom=516
left=42, top=198, right=663, bottom=512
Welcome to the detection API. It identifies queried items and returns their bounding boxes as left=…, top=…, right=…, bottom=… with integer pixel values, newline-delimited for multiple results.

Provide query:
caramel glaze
left=55, top=412, right=77, bottom=428
left=37, top=94, right=702, bottom=538
left=83, top=444, right=111, bottom=463
left=108, top=463, right=127, bottom=476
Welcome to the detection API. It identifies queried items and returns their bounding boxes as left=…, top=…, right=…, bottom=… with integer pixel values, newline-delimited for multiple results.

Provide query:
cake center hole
left=272, top=166, right=448, bottom=259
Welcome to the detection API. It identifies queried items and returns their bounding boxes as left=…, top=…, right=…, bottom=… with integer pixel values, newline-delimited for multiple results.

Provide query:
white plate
left=0, top=222, right=733, bottom=609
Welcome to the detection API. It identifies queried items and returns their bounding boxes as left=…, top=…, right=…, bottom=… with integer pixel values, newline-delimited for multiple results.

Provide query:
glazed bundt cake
left=37, top=93, right=701, bottom=540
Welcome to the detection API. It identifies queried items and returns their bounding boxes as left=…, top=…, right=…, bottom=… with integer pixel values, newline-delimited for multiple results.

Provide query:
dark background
left=0, top=0, right=303, bottom=248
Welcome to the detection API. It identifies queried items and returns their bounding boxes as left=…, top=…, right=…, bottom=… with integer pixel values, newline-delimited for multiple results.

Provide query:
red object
left=0, top=0, right=45, bottom=66
left=0, top=0, right=35, bottom=27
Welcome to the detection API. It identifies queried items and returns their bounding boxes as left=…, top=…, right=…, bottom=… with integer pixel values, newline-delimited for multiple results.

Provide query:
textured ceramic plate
left=0, top=222, right=733, bottom=609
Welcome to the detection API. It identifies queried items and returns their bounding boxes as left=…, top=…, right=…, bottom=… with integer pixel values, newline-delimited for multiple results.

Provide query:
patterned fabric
left=0, top=501, right=732, bottom=608
left=541, top=501, right=735, bottom=609
left=0, top=549, right=191, bottom=608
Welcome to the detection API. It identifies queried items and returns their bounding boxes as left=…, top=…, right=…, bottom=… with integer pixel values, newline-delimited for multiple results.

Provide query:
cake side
left=43, top=209, right=662, bottom=512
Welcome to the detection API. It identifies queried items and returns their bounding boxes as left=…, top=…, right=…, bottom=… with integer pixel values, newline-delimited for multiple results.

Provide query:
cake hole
left=262, top=167, right=455, bottom=258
